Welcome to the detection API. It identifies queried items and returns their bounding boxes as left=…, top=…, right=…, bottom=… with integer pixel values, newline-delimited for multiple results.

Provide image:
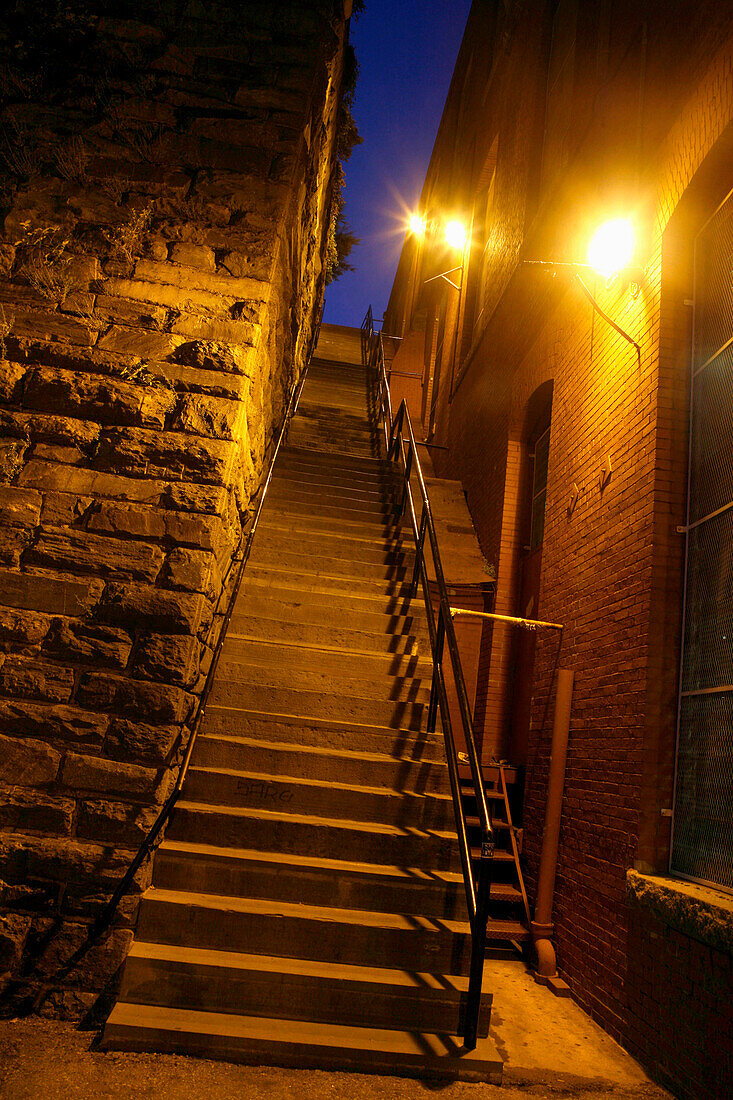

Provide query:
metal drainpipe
left=531, top=667, right=574, bottom=995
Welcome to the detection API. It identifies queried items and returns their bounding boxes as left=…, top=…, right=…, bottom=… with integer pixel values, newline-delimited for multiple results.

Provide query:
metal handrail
left=87, top=351, right=313, bottom=945
left=361, top=306, right=494, bottom=1051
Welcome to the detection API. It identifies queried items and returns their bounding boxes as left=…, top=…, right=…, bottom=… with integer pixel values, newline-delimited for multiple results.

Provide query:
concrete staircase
left=102, top=329, right=502, bottom=1082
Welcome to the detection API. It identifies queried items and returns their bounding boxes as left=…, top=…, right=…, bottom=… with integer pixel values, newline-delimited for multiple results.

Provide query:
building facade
left=384, top=2, right=733, bottom=1097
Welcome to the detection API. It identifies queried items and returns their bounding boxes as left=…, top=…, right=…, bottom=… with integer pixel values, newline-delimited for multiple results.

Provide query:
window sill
left=626, top=869, right=733, bottom=956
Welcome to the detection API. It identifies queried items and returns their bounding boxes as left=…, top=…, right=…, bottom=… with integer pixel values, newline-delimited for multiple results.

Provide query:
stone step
left=206, top=680, right=430, bottom=726
left=299, top=391, right=369, bottom=416
left=153, top=841, right=468, bottom=920
left=245, top=530, right=416, bottom=575
left=232, top=579, right=428, bottom=634
left=265, top=484, right=394, bottom=520
left=302, top=363, right=367, bottom=380
left=279, top=444, right=389, bottom=474
left=271, top=471, right=400, bottom=506
left=219, top=637, right=432, bottom=681
left=182, top=766, right=455, bottom=830
left=247, top=543, right=412, bottom=582
left=294, top=411, right=377, bottom=438
left=198, top=708, right=445, bottom=758
left=116, top=943, right=490, bottom=1037
left=134, top=889, right=472, bottom=974
left=274, top=454, right=401, bottom=491
left=285, top=431, right=380, bottom=456
left=101, top=1002, right=503, bottom=1082
left=190, top=735, right=450, bottom=793
left=285, top=433, right=379, bottom=459
left=214, top=653, right=431, bottom=703
left=224, top=620, right=426, bottom=655
left=258, top=515, right=411, bottom=554
left=166, top=802, right=461, bottom=870
left=245, top=562, right=414, bottom=597
left=308, top=359, right=368, bottom=377
left=270, top=472, right=400, bottom=503
left=256, top=506, right=403, bottom=541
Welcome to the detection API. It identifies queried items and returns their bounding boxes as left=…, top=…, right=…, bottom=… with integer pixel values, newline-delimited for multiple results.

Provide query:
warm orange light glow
left=445, top=219, right=467, bottom=250
left=587, top=218, right=634, bottom=278
left=408, top=213, right=426, bottom=237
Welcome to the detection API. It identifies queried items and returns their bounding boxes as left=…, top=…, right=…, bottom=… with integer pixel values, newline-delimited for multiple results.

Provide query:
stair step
left=280, top=444, right=390, bottom=473
left=258, top=511, right=408, bottom=546
left=238, top=572, right=423, bottom=616
left=284, top=436, right=381, bottom=460
left=245, top=563, right=415, bottom=597
left=231, top=586, right=428, bottom=638
left=199, top=708, right=446, bottom=757
left=183, top=766, right=455, bottom=829
left=191, top=734, right=451, bottom=794
left=272, top=461, right=401, bottom=495
left=213, top=657, right=431, bottom=704
left=206, top=681, right=429, bottom=727
left=256, top=507, right=403, bottom=541
left=225, top=619, right=425, bottom=654
left=135, top=888, right=472, bottom=973
left=166, top=801, right=462, bottom=869
left=264, top=493, right=394, bottom=524
left=153, top=841, right=469, bottom=919
left=270, top=473, right=400, bottom=507
left=101, top=1002, right=503, bottom=1082
left=219, top=636, right=431, bottom=681
left=247, top=544, right=413, bottom=581
left=117, top=942, right=490, bottom=1036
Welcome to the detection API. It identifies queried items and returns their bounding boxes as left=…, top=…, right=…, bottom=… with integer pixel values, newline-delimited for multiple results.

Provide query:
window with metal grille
left=671, top=188, right=733, bottom=893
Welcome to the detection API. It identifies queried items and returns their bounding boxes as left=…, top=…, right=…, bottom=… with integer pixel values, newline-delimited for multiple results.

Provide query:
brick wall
left=0, top=0, right=346, bottom=1018
left=383, top=2, right=733, bottom=1096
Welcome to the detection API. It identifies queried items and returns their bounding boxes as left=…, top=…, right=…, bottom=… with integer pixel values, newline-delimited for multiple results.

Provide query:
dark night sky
left=323, top=0, right=472, bottom=328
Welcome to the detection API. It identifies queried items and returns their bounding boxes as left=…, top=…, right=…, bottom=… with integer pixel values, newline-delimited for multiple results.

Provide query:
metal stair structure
left=101, top=327, right=503, bottom=1080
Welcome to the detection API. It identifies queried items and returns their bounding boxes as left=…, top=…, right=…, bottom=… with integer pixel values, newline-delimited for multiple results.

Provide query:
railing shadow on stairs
left=361, top=305, right=495, bottom=1051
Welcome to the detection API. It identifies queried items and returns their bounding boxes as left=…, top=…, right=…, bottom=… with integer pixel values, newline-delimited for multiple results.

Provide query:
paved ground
left=0, top=961, right=671, bottom=1099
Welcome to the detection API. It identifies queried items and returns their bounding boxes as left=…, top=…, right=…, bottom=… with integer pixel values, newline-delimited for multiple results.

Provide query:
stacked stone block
left=0, top=0, right=345, bottom=1016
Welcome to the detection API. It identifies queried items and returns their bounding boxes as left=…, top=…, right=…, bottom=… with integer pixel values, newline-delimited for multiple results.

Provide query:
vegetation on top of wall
left=325, top=38, right=362, bottom=284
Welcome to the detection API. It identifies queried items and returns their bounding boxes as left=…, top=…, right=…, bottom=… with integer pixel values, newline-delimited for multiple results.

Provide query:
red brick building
left=383, top=2, right=733, bottom=1096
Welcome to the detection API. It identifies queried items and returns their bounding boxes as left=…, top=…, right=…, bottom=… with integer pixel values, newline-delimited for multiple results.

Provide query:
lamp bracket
left=423, top=266, right=462, bottom=291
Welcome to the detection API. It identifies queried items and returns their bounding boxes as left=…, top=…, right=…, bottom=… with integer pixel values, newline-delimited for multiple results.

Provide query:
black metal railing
left=361, top=306, right=494, bottom=1051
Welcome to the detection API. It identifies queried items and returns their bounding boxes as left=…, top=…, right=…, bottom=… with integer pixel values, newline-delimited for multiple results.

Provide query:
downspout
left=531, top=667, right=574, bottom=995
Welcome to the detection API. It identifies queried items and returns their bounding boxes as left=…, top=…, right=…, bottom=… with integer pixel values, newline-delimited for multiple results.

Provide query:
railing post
left=427, top=609, right=445, bottom=734
left=411, top=507, right=427, bottom=599
left=388, top=402, right=403, bottom=460
left=464, top=843, right=494, bottom=1050
left=398, top=443, right=413, bottom=523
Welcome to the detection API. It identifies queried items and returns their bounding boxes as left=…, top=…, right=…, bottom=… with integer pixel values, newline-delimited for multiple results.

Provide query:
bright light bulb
left=408, top=213, right=426, bottom=237
left=445, top=219, right=467, bottom=250
left=587, top=218, right=634, bottom=278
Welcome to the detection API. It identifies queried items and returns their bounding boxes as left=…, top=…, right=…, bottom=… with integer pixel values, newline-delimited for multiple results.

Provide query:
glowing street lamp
left=587, top=217, right=635, bottom=278
left=523, top=214, right=643, bottom=359
left=407, top=212, right=426, bottom=237
left=445, top=219, right=467, bottom=251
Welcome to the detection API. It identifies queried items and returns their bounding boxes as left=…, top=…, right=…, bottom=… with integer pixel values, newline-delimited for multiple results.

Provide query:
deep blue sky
left=324, top=1, right=472, bottom=328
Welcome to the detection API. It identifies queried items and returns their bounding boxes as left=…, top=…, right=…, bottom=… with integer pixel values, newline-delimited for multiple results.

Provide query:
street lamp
left=587, top=217, right=635, bottom=278
left=407, top=212, right=426, bottom=237
left=523, top=215, right=644, bottom=360
left=445, top=219, right=468, bottom=251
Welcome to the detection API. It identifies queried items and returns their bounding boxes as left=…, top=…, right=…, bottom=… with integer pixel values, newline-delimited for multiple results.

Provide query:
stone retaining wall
left=0, top=0, right=346, bottom=1017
